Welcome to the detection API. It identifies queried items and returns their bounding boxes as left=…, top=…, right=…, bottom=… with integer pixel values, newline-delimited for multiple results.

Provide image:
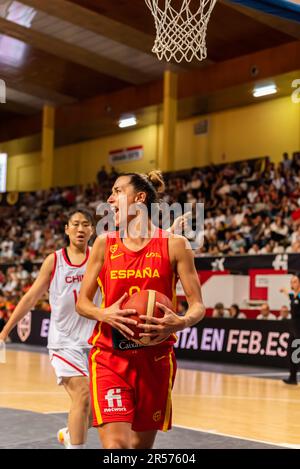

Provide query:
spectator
left=278, top=305, right=291, bottom=320
left=1, top=153, right=300, bottom=263
left=228, top=304, right=246, bottom=319
left=177, top=300, right=188, bottom=317
left=212, top=302, right=230, bottom=318
left=283, top=152, right=292, bottom=171
left=110, top=166, right=118, bottom=181
left=270, top=216, right=288, bottom=242
left=96, top=165, right=108, bottom=185
left=256, top=303, right=276, bottom=320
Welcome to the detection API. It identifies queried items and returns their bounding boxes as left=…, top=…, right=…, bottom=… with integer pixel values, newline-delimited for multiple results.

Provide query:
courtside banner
left=9, top=312, right=292, bottom=368
left=174, top=318, right=290, bottom=367
left=9, top=310, right=49, bottom=346
left=194, top=253, right=300, bottom=273
left=109, top=146, right=144, bottom=165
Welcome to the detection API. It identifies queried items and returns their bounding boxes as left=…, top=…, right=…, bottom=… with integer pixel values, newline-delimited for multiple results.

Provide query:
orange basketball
left=121, top=289, right=174, bottom=345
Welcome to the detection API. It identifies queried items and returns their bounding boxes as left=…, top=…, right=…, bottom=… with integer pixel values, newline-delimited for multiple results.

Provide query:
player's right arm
left=76, top=236, right=137, bottom=338
left=0, top=254, right=54, bottom=341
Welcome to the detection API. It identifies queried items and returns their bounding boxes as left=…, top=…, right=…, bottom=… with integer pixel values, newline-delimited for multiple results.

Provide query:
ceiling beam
left=221, top=0, right=300, bottom=39
left=3, top=80, right=76, bottom=106
left=178, top=40, right=300, bottom=100
left=1, top=40, right=299, bottom=141
left=20, top=0, right=201, bottom=70
left=0, top=16, right=149, bottom=84
left=1, top=97, right=38, bottom=115
left=21, top=0, right=155, bottom=54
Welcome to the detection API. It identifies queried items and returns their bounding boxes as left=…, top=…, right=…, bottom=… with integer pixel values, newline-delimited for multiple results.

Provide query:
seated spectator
left=212, top=302, right=230, bottom=318
left=290, top=225, right=300, bottom=245
left=248, top=243, right=260, bottom=255
left=177, top=300, right=188, bottom=317
left=97, top=165, right=108, bottom=185
left=270, top=216, right=288, bottom=242
left=228, top=304, right=247, bottom=319
left=256, top=303, right=276, bottom=320
left=278, top=305, right=291, bottom=320
left=110, top=166, right=119, bottom=181
left=286, top=241, right=300, bottom=253
left=283, top=152, right=292, bottom=171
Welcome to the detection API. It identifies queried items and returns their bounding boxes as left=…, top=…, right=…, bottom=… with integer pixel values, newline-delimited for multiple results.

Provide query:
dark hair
left=120, top=171, right=165, bottom=212
left=64, top=209, right=94, bottom=245
left=67, top=209, right=94, bottom=226
left=230, top=304, right=240, bottom=318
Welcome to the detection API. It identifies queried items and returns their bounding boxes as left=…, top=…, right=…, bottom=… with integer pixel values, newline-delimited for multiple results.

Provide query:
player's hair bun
left=147, top=170, right=165, bottom=194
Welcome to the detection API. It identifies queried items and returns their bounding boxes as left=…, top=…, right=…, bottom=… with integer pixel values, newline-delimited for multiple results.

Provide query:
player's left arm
left=173, top=236, right=206, bottom=327
left=139, top=236, right=205, bottom=338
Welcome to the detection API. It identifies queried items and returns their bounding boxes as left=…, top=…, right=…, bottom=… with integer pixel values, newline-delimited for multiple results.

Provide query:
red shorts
left=89, top=346, right=177, bottom=432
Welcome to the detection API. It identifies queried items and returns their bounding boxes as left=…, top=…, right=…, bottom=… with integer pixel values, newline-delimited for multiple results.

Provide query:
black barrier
left=194, top=253, right=300, bottom=273
left=174, top=318, right=291, bottom=368
left=9, top=310, right=49, bottom=346
left=9, top=312, right=292, bottom=368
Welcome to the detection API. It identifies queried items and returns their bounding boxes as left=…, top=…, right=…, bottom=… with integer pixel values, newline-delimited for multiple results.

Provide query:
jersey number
left=73, top=289, right=78, bottom=305
left=129, top=286, right=140, bottom=296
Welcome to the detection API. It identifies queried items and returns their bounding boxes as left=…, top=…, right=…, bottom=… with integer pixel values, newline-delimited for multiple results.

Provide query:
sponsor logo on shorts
left=104, top=388, right=127, bottom=413
left=153, top=410, right=162, bottom=422
left=103, top=407, right=127, bottom=413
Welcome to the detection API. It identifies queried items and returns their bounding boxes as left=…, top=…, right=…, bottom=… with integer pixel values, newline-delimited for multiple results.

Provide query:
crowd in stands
left=211, top=302, right=291, bottom=320
left=1, top=152, right=300, bottom=328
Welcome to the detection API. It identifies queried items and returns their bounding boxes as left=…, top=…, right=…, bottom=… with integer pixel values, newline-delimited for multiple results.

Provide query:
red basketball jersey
left=89, top=229, right=177, bottom=352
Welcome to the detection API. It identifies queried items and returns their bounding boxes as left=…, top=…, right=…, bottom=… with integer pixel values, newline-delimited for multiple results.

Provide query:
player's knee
left=131, top=438, right=154, bottom=449
left=103, top=437, right=131, bottom=449
left=131, top=432, right=156, bottom=449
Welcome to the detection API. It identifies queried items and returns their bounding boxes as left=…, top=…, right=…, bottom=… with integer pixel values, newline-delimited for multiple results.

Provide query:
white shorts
left=49, top=348, right=90, bottom=385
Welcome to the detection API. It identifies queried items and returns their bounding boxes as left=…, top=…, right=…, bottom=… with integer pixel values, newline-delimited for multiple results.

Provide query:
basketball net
left=145, top=0, right=217, bottom=63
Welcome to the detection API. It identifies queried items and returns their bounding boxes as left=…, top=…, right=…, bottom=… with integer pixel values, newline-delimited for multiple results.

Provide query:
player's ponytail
left=147, top=170, right=165, bottom=194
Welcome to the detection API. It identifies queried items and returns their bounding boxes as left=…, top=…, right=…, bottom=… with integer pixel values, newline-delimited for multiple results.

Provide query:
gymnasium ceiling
left=0, top=0, right=299, bottom=147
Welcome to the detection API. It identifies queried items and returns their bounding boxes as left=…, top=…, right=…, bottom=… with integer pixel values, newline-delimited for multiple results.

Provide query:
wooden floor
left=1, top=349, right=300, bottom=446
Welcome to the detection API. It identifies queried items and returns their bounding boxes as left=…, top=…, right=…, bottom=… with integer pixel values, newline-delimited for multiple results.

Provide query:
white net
left=145, top=0, right=217, bottom=63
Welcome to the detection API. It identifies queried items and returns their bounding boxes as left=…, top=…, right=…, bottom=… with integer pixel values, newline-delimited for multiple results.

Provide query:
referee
left=280, top=273, right=300, bottom=385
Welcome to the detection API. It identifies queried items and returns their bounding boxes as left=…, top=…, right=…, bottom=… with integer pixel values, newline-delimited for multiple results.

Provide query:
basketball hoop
left=145, top=0, right=217, bottom=63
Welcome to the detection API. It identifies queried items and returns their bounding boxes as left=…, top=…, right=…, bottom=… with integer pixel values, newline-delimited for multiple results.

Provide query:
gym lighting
left=252, top=84, right=277, bottom=98
left=118, top=116, right=137, bottom=128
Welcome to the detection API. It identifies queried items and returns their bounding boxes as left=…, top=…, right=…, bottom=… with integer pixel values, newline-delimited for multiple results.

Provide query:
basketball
left=121, top=289, right=174, bottom=345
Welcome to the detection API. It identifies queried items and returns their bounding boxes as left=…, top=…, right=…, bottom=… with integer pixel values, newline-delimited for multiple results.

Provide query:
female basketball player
left=0, top=209, right=98, bottom=449
left=76, top=171, right=205, bottom=449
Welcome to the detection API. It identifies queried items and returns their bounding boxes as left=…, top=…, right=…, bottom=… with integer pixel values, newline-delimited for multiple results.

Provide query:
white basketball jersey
left=48, top=247, right=100, bottom=349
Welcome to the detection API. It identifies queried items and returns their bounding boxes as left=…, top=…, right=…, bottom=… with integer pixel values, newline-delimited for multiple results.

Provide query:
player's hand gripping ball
left=121, top=289, right=174, bottom=345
